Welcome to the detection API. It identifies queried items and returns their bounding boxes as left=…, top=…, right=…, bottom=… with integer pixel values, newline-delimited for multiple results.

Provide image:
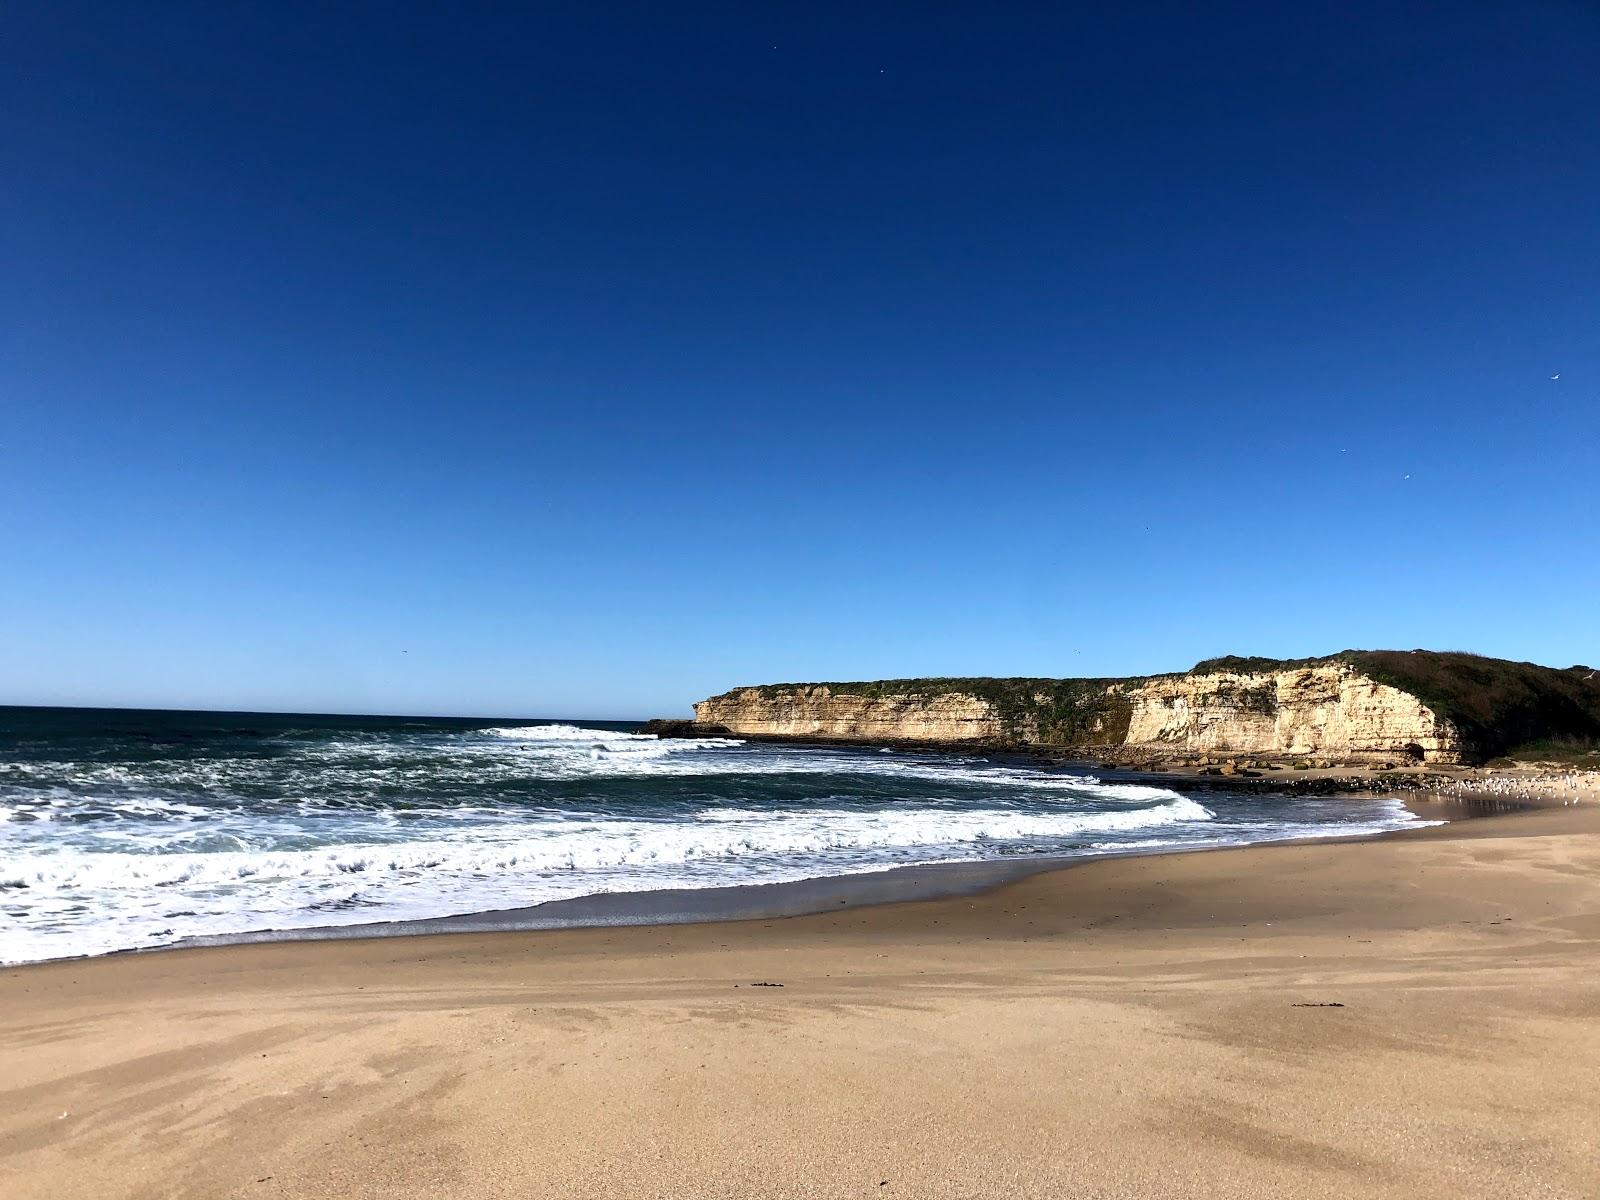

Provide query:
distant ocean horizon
left=0, top=706, right=1434, bottom=965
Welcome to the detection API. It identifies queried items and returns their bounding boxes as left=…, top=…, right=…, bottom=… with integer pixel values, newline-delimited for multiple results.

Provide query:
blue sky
left=4, top=1, right=1597, bottom=717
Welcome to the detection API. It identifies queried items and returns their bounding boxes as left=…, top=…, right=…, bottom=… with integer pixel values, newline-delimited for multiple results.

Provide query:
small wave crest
left=480, top=723, right=652, bottom=741
left=477, top=724, right=747, bottom=760
left=2, top=796, right=1213, bottom=894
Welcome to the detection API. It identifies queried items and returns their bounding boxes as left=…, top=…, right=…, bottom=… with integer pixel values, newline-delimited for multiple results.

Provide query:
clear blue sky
left=4, top=2, right=1596, bottom=718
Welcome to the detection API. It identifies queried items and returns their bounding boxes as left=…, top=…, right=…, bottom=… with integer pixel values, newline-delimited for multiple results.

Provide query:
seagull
left=1403, top=474, right=1411, bottom=479
left=1551, top=373, right=1561, bottom=380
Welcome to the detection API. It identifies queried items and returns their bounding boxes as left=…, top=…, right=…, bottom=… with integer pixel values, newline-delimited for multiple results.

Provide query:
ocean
left=0, top=707, right=1433, bottom=965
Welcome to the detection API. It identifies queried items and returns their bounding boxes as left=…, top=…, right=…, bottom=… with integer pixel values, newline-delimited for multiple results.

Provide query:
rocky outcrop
left=690, top=652, right=1600, bottom=765
left=639, top=718, right=729, bottom=738
left=1122, top=664, right=1461, bottom=761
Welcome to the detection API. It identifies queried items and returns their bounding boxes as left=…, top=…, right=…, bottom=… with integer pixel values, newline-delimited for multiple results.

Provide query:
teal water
left=0, top=706, right=1432, bottom=963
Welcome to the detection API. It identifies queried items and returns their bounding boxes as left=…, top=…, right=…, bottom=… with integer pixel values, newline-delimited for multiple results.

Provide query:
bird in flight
left=1551, top=373, right=1561, bottom=380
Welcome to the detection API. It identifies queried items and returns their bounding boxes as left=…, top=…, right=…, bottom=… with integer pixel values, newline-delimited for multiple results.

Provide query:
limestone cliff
left=1121, top=664, right=1461, bottom=760
left=693, top=686, right=1008, bottom=744
left=692, top=652, right=1600, bottom=765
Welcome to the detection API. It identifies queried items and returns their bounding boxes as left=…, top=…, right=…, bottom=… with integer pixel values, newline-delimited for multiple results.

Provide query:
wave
left=2, top=796, right=1214, bottom=894
left=480, top=723, right=657, bottom=741
left=472, top=728, right=1206, bottom=798
left=1, top=722, right=1182, bottom=798
left=480, top=723, right=745, bottom=748
left=0, top=716, right=1438, bottom=965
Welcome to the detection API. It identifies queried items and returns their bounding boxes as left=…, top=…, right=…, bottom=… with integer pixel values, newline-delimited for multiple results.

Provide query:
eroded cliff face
left=1123, top=665, right=1463, bottom=762
left=694, top=664, right=1468, bottom=763
left=693, top=686, right=1006, bottom=742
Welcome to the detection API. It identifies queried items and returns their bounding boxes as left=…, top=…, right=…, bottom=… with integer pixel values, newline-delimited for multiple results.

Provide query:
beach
left=3, top=797, right=1597, bottom=1199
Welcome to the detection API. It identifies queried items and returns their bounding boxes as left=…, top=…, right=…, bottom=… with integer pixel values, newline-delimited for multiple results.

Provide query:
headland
left=667, top=648, right=1600, bottom=769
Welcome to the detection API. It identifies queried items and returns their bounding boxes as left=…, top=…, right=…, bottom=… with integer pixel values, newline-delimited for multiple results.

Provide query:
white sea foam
left=2, top=795, right=1216, bottom=894
left=0, top=721, right=1435, bottom=965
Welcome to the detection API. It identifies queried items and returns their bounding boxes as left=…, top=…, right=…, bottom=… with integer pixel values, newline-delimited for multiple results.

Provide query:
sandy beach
left=3, top=799, right=1598, bottom=1199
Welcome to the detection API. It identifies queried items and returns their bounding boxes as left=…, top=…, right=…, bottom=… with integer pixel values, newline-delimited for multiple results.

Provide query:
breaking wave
left=0, top=714, right=1431, bottom=964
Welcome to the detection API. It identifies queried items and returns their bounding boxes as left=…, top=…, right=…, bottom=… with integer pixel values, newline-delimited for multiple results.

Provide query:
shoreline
left=117, top=764, right=1590, bottom=960
left=9, top=723, right=1595, bottom=971
left=152, top=810, right=1430, bottom=956
left=11, top=782, right=1538, bottom=970
left=28, top=781, right=1463, bottom=969
left=5, top=792, right=1597, bottom=1198
left=174, top=790, right=1476, bottom=952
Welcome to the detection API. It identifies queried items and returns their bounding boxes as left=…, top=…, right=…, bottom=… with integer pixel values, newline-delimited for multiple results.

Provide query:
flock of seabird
left=1432, top=770, right=1599, bottom=808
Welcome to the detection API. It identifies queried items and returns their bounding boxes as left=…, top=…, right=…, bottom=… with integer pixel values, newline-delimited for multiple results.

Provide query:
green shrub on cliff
left=1342, top=650, right=1600, bottom=761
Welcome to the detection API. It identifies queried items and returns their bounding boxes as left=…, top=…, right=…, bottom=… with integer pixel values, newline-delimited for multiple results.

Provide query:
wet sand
left=3, top=802, right=1598, bottom=1198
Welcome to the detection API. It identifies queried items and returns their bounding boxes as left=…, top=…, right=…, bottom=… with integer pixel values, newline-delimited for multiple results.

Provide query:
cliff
left=691, top=652, right=1600, bottom=766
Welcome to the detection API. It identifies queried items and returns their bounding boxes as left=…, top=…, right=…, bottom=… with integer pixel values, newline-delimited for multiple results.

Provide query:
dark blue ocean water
left=0, top=706, right=1431, bottom=963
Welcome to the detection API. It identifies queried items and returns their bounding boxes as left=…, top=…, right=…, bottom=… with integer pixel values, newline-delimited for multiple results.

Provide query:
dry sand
left=3, top=802, right=1598, bottom=1199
